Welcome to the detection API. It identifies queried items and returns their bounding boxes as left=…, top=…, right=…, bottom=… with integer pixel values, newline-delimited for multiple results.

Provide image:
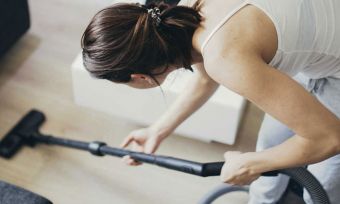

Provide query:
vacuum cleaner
left=0, top=110, right=331, bottom=204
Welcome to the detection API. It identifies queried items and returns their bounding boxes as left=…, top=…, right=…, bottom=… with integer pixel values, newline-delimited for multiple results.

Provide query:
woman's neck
left=191, top=49, right=204, bottom=64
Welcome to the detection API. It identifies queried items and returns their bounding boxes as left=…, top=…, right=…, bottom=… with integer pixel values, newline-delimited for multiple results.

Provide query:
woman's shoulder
left=184, top=0, right=252, bottom=57
left=199, top=3, right=278, bottom=64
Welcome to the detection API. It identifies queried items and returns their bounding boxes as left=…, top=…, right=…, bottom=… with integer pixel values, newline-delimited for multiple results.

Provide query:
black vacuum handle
left=100, top=146, right=205, bottom=176
left=201, top=162, right=278, bottom=177
left=33, top=135, right=279, bottom=177
left=99, top=145, right=278, bottom=177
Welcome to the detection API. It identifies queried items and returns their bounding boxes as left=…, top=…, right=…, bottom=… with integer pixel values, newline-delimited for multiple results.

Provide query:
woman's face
left=123, top=66, right=178, bottom=89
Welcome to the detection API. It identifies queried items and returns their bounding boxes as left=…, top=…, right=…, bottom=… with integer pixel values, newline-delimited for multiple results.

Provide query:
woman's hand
left=220, top=151, right=261, bottom=186
left=120, top=127, right=167, bottom=166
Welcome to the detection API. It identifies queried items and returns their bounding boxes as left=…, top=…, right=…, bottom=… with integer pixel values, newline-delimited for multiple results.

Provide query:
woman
left=81, top=0, right=340, bottom=203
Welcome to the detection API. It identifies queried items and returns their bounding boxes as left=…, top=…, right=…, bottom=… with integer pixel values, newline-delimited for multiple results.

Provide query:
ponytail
left=81, top=1, right=203, bottom=83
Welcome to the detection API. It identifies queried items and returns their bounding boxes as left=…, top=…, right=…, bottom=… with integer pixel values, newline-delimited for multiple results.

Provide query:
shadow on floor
left=0, top=33, right=41, bottom=88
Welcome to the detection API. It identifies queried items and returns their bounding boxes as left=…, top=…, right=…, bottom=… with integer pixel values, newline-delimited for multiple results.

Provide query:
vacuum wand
left=0, top=110, right=278, bottom=177
left=33, top=134, right=224, bottom=177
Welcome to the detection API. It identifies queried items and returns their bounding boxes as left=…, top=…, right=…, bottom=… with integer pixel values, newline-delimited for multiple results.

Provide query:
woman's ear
left=130, top=74, right=155, bottom=85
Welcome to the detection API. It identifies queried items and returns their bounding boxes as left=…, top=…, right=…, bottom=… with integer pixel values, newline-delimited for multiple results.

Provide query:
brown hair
left=81, top=1, right=202, bottom=83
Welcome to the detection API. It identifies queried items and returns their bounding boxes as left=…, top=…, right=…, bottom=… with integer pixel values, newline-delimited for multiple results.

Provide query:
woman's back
left=189, top=0, right=340, bottom=79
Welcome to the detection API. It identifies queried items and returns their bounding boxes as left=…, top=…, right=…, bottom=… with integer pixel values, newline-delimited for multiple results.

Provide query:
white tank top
left=201, top=0, right=340, bottom=79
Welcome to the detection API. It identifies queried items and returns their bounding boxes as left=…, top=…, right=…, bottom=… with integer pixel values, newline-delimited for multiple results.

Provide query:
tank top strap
left=200, top=0, right=250, bottom=55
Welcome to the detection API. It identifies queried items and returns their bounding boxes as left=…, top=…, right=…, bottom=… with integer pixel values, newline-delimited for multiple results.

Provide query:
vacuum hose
left=199, top=167, right=330, bottom=204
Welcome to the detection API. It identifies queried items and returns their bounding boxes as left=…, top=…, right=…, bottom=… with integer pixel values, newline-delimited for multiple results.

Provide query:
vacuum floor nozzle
left=0, top=110, right=45, bottom=158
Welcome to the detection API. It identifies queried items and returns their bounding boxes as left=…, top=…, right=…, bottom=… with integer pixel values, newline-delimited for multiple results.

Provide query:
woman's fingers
left=120, top=129, right=161, bottom=167
left=120, top=135, right=134, bottom=148
left=121, top=141, right=144, bottom=166
left=131, top=141, right=144, bottom=152
left=122, top=155, right=142, bottom=166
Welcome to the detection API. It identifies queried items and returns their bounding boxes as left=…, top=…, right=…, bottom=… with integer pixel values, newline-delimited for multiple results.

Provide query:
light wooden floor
left=0, top=0, right=264, bottom=203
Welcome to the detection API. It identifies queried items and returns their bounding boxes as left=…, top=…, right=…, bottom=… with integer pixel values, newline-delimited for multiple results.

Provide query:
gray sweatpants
left=248, top=74, right=340, bottom=204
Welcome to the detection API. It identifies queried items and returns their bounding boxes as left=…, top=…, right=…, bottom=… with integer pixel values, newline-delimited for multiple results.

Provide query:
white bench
left=72, top=53, right=246, bottom=144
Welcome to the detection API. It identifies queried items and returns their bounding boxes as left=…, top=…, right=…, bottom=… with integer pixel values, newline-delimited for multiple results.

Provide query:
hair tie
left=147, top=7, right=161, bottom=26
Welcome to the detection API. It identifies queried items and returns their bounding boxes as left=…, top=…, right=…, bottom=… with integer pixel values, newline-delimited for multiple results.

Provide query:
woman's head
left=81, top=1, right=202, bottom=88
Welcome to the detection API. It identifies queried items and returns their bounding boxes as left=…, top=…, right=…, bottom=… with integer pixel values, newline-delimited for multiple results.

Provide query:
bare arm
left=205, top=50, right=340, bottom=173
left=120, top=63, right=218, bottom=163
left=151, top=63, right=219, bottom=138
